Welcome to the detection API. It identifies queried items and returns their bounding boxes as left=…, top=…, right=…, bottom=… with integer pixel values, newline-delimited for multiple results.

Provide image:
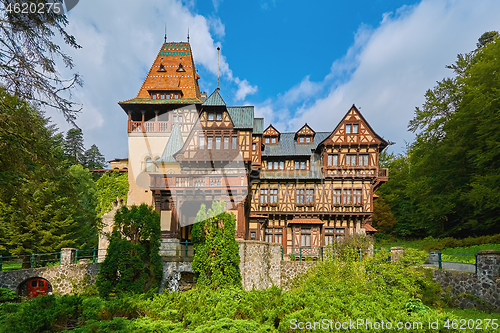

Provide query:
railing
left=428, top=250, right=477, bottom=273
left=281, top=246, right=390, bottom=262
left=326, top=168, right=377, bottom=178
left=256, top=204, right=366, bottom=213
left=128, top=121, right=169, bottom=133
left=0, top=249, right=100, bottom=272
left=160, top=240, right=194, bottom=258
left=378, top=168, right=389, bottom=178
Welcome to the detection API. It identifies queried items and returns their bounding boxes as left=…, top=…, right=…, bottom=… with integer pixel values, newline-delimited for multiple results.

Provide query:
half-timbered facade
left=119, top=40, right=388, bottom=253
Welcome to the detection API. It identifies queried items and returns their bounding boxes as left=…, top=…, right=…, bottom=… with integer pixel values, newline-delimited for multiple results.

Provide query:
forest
left=373, top=31, right=500, bottom=240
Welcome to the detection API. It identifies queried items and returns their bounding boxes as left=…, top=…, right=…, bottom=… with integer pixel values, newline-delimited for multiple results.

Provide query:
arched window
left=145, top=157, right=153, bottom=172
left=154, top=157, right=161, bottom=172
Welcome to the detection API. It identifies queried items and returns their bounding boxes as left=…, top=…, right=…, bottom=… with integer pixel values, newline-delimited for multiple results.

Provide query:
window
left=271, top=137, right=276, bottom=143
left=216, top=137, right=221, bottom=149
left=328, top=155, right=338, bottom=167
left=346, top=154, right=357, bottom=166
left=178, top=115, right=183, bottom=123
left=152, top=94, right=157, bottom=100
left=250, top=232, right=256, bottom=240
left=199, top=137, right=205, bottom=149
left=280, top=161, right=284, bottom=170
left=145, top=157, right=153, bottom=172
left=208, top=138, right=213, bottom=150
left=174, top=94, right=179, bottom=99
left=208, top=113, right=214, bottom=121
left=265, top=228, right=282, bottom=244
left=300, top=161, right=305, bottom=170
left=336, top=228, right=345, bottom=240
left=354, top=189, right=362, bottom=204
left=253, top=143, right=256, bottom=151
left=274, top=161, right=278, bottom=170
left=295, top=161, right=299, bottom=170
left=210, top=177, right=221, bottom=186
left=333, top=189, right=341, bottom=204
left=359, top=154, right=369, bottom=166
left=216, top=112, right=222, bottom=120
left=270, top=189, right=278, bottom=203
left=160, top=94, right=165, bottom=99
left=343, top=189, right=352, bottom=204
left=194, top=178, right=205, bottom=187
left=299, top=137, right=304, bottom=143
left=352, top=124, right=358, bottom=133
left=260, top=189, right=268, bottom=204
left=306, top=137, right=311, bottom=143
left=301, top=228, right=311, bottom=247
left=345, top=124, right=351, bottom=134
left=325, top=228, right=335, bottom=245
left=154, top=157, right=160, bottom=172
left=224, top=137, right=229, bottom=149
left=305, top=189, right=314, bottom=204
left=296, top=189, right=304, bottom=204
left=232, top=137, right=237, bottom=149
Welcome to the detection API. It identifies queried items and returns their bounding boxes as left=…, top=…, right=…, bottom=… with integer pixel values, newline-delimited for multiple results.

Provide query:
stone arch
left=17, top=277, right=53, bottom=297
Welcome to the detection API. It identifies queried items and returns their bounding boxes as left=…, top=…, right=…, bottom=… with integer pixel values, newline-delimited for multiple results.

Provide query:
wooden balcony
left=378, top=168, right=389, bottom=181
left=325, top=168, right=377, bottom=178
left=254, top=203, right=368, bottom=214
left=128, top=121, right=169, bottom=133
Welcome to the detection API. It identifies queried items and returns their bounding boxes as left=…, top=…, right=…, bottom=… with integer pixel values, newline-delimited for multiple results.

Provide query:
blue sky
left=47, top=0, right=500, bottom=162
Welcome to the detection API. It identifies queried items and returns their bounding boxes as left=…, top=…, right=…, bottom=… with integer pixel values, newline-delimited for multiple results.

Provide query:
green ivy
left=96, top=204, right=162, bottom=298
left=191, top=202, right=242, bottom=290
left=95, top=171, right=128, bottom=217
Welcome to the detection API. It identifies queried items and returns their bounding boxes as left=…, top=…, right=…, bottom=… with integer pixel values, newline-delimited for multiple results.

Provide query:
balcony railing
left=128, top=121, right=169, bottom=133
left=378, top=168, right=389, bottom=178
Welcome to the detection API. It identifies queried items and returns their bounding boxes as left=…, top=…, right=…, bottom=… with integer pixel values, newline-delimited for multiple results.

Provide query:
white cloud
left=212, top=0, right=222, bottom=12
left=45, top=0, right=255, bottom=160
left=259, top=0, right=500, bottom=152
left=234, top=78, right=258, bottom=101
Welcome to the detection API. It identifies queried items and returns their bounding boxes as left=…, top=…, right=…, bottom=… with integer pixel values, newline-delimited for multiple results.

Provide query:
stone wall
left=280, top=261, right=317, bottom=290
left=0, top=263, right=99, bottom=295
left=432, top=250, right=500, bottom=312
left=237, top=240, right=282, bottom=290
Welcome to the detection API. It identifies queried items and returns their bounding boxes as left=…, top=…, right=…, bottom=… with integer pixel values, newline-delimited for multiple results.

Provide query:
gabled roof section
left=317, top=104, right=388, bottom=150
left=262, top=132, right=329, bottom=156
left=159, top=123, right=184, bottom=163
left=263, top=124, right=280, bottom=136
left=202, top=88, right=226, bottom=106
left=120, top=42, right=202, bottom=105
left=227, top=106, right=254, bottom=128
left=253, top=118, right=264, bottom=135
left=295, top=123, right=316, bottom=140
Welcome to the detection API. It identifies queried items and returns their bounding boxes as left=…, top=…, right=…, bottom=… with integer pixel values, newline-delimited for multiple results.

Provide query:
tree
left=0, top=89, right=98, bottom=263
left=372, top=195, right=397, bottom=235
left=0, top=0, right=82, bottom=123
left=83, top=144, right=107, bottom=170
left=95, top=171, right=129, bottom=217
left=191, top=202, right=241, bottom=290
left=63, top=128, right=84, bottom=165
left=96, top=204, right=162, bottom=298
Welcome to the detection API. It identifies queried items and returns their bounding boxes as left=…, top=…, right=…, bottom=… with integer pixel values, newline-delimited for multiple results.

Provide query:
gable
left=296, top=123, right=315, bottom=137
left=322, top=105, right=388, bottom=147
left=263, top=124, right=280, bottom=136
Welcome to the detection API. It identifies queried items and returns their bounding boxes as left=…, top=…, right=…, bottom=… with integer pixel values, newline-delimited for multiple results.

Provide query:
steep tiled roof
left=262, top=132, right=329, bottom=156
left=202, top=88, right=226, bottom=106
left=227, top=106, right=254, bottom=128
left=159, top=123, right=184, bottom=162
left=120, top=97, right=202, bottom=105
left=253, top=118, right=264, bottom=134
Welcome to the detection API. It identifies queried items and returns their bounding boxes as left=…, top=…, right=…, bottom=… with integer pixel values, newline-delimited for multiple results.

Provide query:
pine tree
left=64, top=128, right=85, bottom=165
left=83, top=144, right=107, bottom=170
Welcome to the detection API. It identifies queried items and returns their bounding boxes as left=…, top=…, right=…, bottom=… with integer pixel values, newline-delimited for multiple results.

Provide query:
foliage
left=0, top=288, right=17, bottom=302
left=3, top=249, right=500, bottom=332
left=96, top=204, right=162, bottom=298
left=0, top=0, right=82, bottom=123
left=191, top=201, right=241, bottom=290
left=380, top=32, right=500, bottom=238
left=95, top=171, right=129, bottom=217
left=63, top=128, right=85, bottom=165
left=0, top=90, right=98, bottom=260
left=372, top=195, right=397, bottom=234
left=83, top=144, right=107, bottom=170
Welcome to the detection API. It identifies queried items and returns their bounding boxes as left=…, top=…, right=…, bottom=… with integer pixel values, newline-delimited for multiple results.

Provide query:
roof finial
left=187, top=27, right=190, bottom=43
left=164, top=24, right=167, bottom=43
left=217, top=46, right=220, bottom=89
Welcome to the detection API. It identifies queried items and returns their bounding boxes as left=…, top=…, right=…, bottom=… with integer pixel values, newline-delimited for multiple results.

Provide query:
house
left=118, top=40, right=388, bottom=254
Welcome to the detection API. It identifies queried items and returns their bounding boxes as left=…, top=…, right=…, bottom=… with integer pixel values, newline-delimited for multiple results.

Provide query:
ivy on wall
left=192, top=202, right=241, bottom=290
left=95, top=171, right=128, bottom=217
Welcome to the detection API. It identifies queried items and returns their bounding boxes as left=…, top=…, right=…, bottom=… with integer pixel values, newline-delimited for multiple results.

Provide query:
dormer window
left=295, top=124, right=315, bottom=144
left=157, top=64, right=166, bottom=72
left=346, top=124, right=358, bottom=134
left=176, top=64, right=186, bottom=72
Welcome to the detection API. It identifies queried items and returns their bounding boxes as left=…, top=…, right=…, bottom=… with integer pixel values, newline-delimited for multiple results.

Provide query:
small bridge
left=0, top=248, right=98, bottom=296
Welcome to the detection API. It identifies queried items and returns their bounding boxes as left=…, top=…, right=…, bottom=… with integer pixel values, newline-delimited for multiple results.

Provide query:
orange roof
left=364, top=224, right=377, bottom=232
left=121, top=42, right=201, bottom=104
left=289, top=218, right=323, bottom=224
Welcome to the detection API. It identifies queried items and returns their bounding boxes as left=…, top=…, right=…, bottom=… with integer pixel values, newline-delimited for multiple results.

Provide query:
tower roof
left=120, top=42, right=202, bottom=106
left=202, top=88, right=226, bottom=106
left=159, top=123, right=184, bottom=163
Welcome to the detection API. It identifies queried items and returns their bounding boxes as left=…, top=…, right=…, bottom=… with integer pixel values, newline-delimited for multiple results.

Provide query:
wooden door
left=27, top=278, right=48, bottom=298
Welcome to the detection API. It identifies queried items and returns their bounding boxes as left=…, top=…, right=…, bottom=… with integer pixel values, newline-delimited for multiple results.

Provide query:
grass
left=441, top=244, right=500, bottom=264
left=375, top=238, right=438, bottom=250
